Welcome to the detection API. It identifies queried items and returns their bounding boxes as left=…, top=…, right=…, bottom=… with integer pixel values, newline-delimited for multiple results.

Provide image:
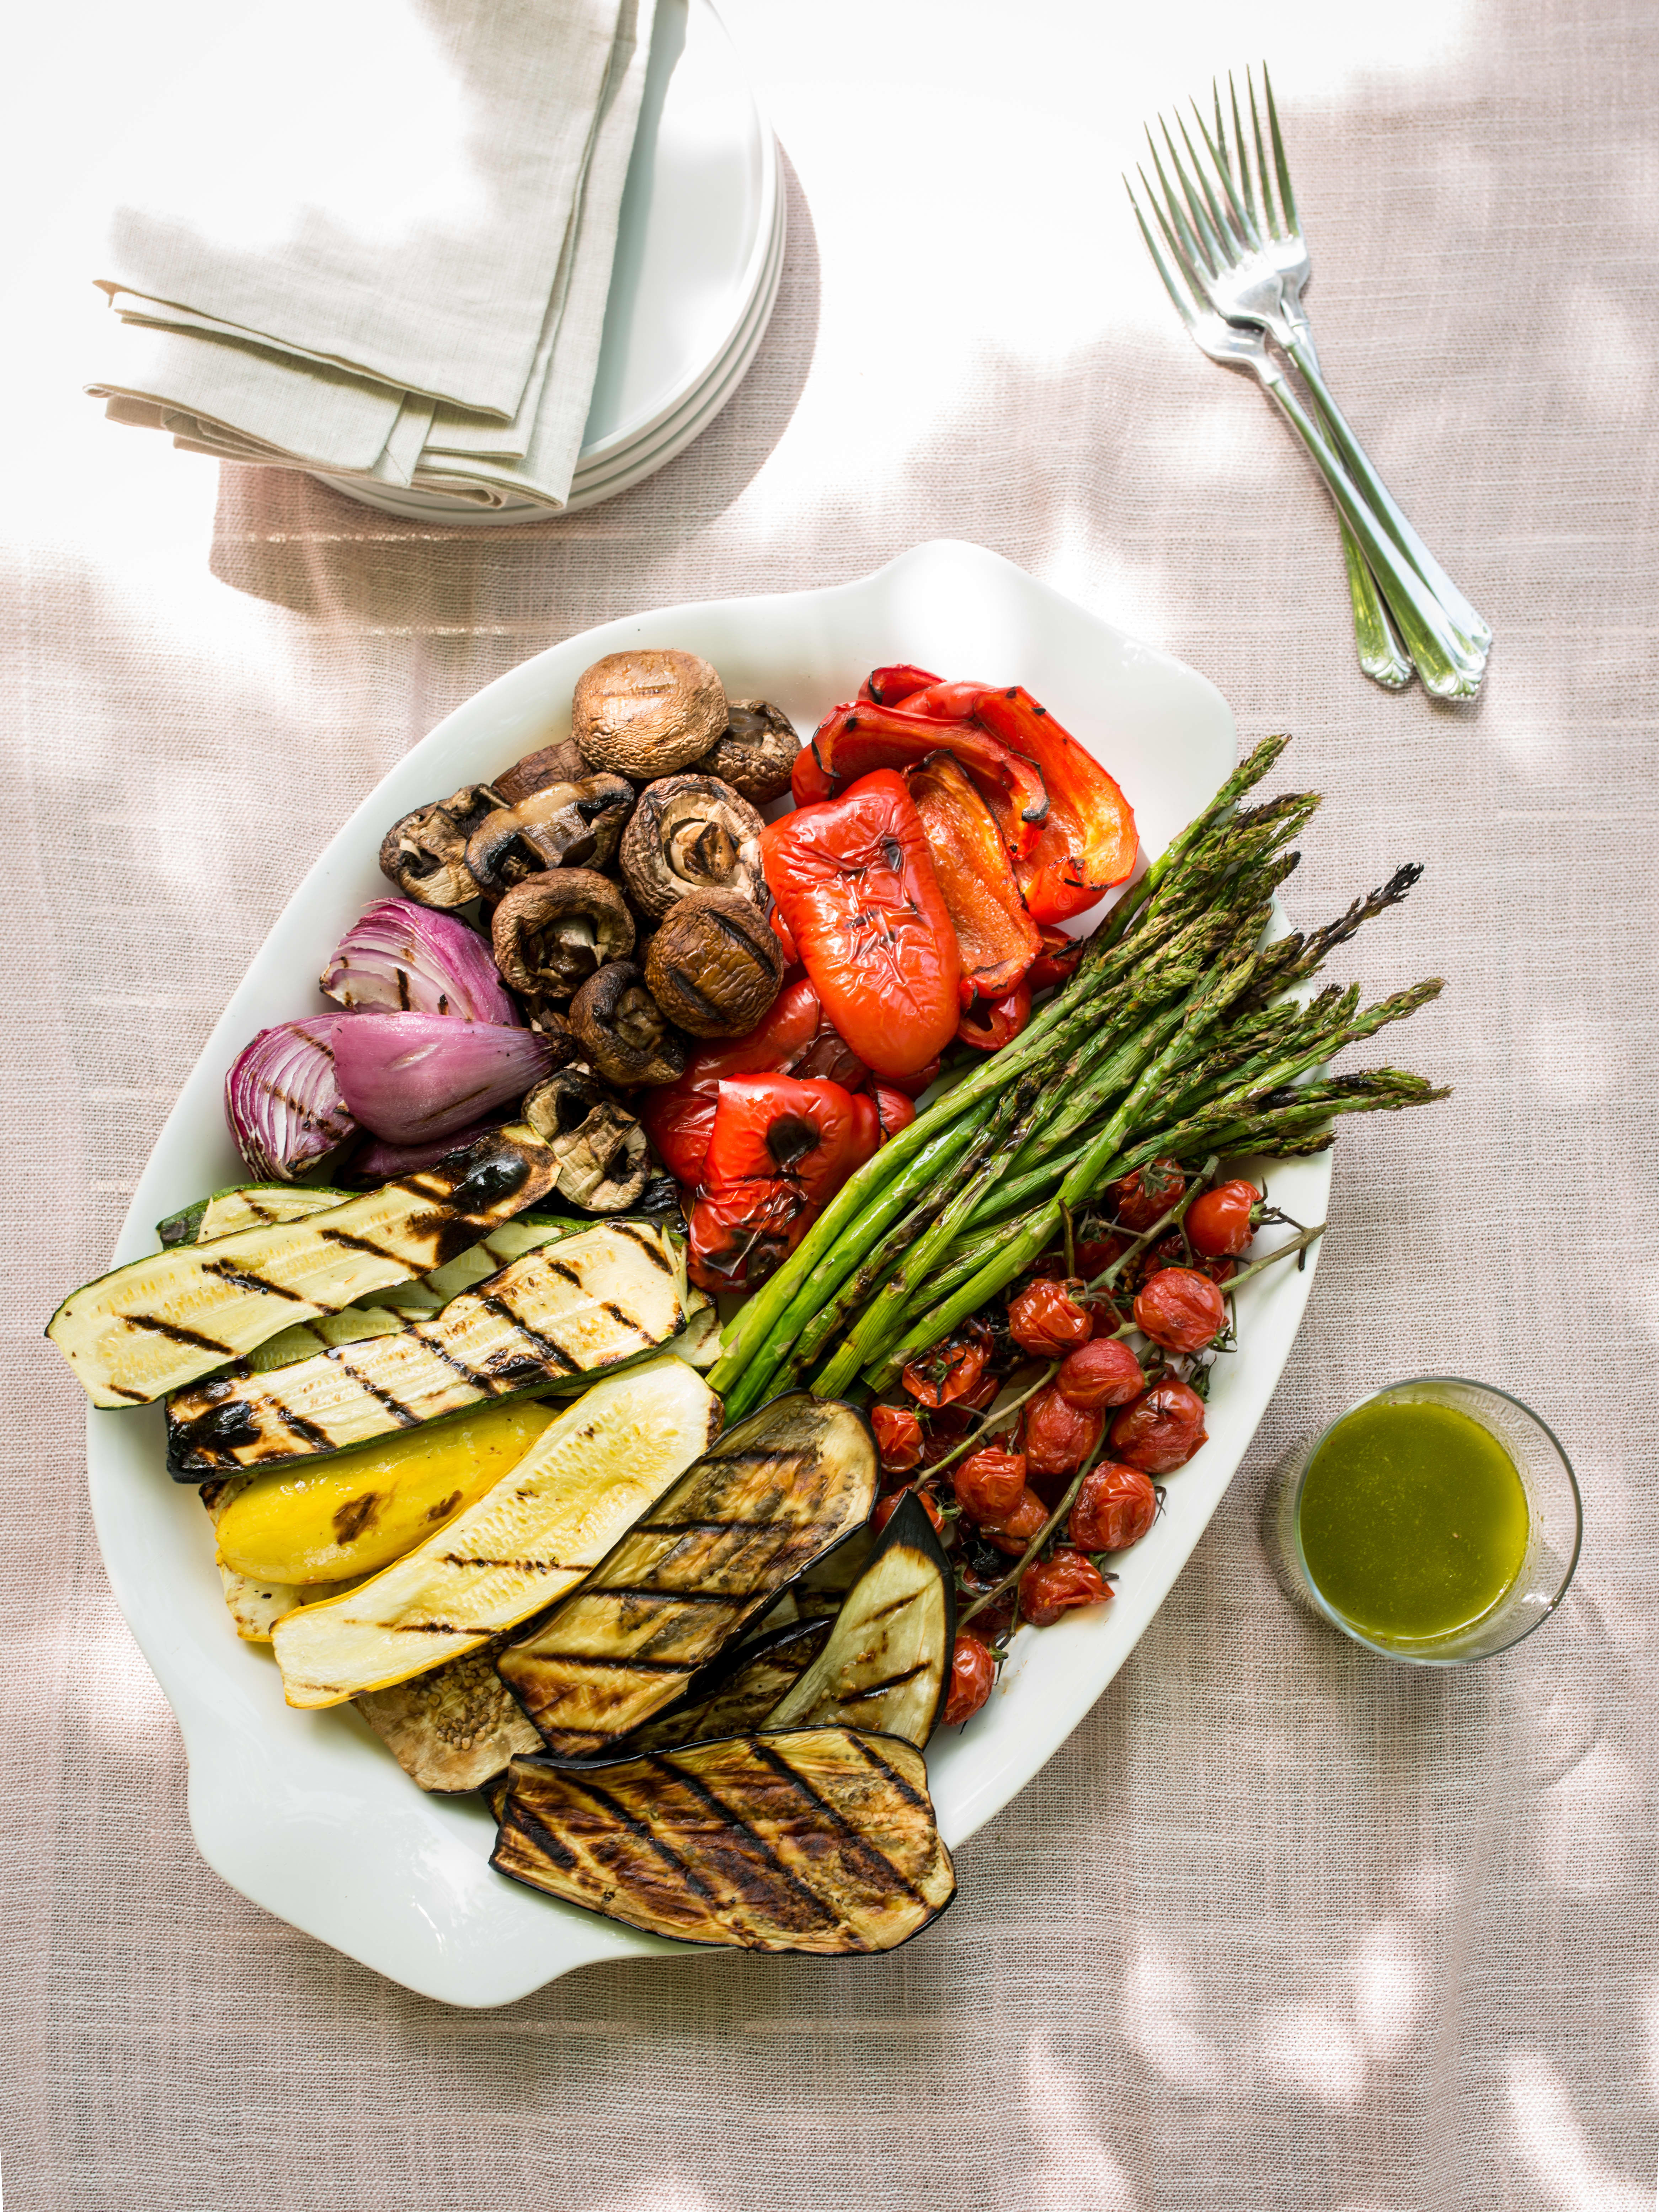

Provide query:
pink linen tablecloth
left=4, top=0, right=1654, bottom=2204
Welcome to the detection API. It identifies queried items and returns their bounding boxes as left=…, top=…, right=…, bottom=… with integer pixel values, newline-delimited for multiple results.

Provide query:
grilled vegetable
left=497, top=1393, right=876, bottom=1756
left=214, top=1401, right=558, bottom=1585
left=269, top=1358, right=720, bottom=1707
left=166, top=1219, right=688, bottom=1475
left=491, top=1727, right=956, bottom=1954
left=765, top=1492, right=954, bottom=1748
left=162, top=1183, right=351, bottom=1248
left=199, top=1477, right=362, bottom=1641
left=49, top=1127, right=558, bottom=1408
left=624, top=1616, right=833, bottom=1753
left=356, top=1632, right=542, bottom=1792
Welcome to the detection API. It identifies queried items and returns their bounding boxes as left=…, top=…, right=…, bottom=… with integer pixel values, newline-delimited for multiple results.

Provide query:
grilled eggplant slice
left=270, top=1358, right=719, bottom=1707
left=491, top=1727, right=956, bottom=1953
left=50, top=1128, right=558, bottom=1408
left=166, top=1220, right=688, bottom=1475
left=497, top=1393, right=876, bottom=1756
left=356, top=1632, right=542, bottom=1792
left=765, top=1493, right=954, bottom=1748
left=623, top=1616, right=833, bottom=1754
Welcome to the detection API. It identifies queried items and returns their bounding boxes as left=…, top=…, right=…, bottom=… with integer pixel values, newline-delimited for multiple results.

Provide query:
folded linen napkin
left=87, top=0, right=657, bottom=512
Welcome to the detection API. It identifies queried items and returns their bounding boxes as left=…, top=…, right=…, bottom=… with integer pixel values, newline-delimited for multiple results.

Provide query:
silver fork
left=1127, top=185, right=1484, bottom=701
left=1154, top=67, right=1491, bottom=667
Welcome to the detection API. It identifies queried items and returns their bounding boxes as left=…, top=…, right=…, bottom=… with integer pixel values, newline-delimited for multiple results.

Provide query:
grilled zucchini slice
left=50, top=1127, right=558, bottom=1408
left=491, top=1728, right=956, bottom=1953
left=166, top=1221, right=688, bottom=1475
left=270, top=1358, right=719, bottom=1708
left=356, top=1632, right=542, bottom=1793
left=765, top=1493, right=954, bottom=1748
left=623, top=1617, right=833, bottom=1754
left=497, top=1393, right=876, bottom=1757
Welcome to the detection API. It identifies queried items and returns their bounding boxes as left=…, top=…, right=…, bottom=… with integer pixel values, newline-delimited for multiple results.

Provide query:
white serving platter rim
left=83, top=540, right=1329, bottom=2006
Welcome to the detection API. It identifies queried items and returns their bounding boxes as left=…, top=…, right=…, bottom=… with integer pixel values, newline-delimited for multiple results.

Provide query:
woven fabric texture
left=4, top=0, right=1655, bottom=2204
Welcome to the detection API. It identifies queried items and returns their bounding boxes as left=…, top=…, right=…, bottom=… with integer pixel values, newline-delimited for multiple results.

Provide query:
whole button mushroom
left=464, top=772, right=634, bottom=901
left=378, top=783, right=505, bottom=910
left=644, top=888, right=784, bottom=1039
left=569, top=961, right=689, bottom=1088
left=491, top=738, right=589, bottom=807
left=620, top=774, right=769, bottom=923
left=694, top=700, right=802, bottom=805
left=491, top=869, right=635, bottom=1014
left=571, top=649, right=727, bottom=781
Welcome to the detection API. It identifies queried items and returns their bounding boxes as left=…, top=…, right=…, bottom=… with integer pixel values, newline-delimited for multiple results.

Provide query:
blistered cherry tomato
left=872, top=1487, right=945, bottom=1537
left=1069, top=1462, right=1158, bottom=1552
left=943, top=1632, right=997, bottom=1725
left=951, top=1446, right=1028, bottom=1523
left=1111, top=1157, right=1185, bottom=1231
left=1133, top=1267, right=1228, bottom=1353
left=1020, top=1547, right=1112, bottom=1627
left=1007, top=1279, right=1094, bottom=1358
left=1110, top=1379, right=1209, bottom=1472
left=1055, top=1337, right=1146, bottom=1410
left=871, top=1403, right=923, bottom=1472
left=984, top=1486, right=1048, bottom=1556
left=1186, top=1179, right=1260, bottom=1258
left=902, top=1336, right=989, bottom=1408
left=1024, top=1385, right=1104, bottom=1478
left=1030, top=1235, right=1124, bottom=1283
left=1136, top=1230, right=1234, bottom=1287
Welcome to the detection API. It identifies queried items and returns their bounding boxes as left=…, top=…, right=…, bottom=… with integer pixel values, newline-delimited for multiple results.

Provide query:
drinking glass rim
left=1286, top=1374, right=1583, bottom=1667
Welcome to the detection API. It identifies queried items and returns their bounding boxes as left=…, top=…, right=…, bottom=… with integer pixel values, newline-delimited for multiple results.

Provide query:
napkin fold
left=87, top=0, right=658, bottom=512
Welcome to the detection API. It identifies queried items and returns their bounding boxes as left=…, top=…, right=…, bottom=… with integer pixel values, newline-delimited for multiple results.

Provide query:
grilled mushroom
left=571, top=649, right=727, bottom=780
left=695, top=699, right=801, bottom=804
left=644, top=888, right=784, bottom=1039
left=491, top=870, right=635, bottom=1011
left=492, top=738, right=589, bottom=807
left=378, top=784, right=504, bottom=909
left=569, top=962, right=688, bottom=1088
left=522, top=1070, right=652, bottom=1211
left=464, top=773, right=634, bottom=901
left=620, top=774, right=769, bottom=922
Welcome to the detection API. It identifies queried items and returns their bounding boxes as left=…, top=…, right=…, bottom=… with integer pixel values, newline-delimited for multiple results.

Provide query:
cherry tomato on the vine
left=951, top=1446, right=1027, bottom=1523
left=1186, top=1179, right=1260, bottom=1259
left=1110, top=1379, right=1209, bottom=1472
left=901, top=1336, right=989, bottom=1408
left=1133, top=1267, right=1228, bottom=1353
left=1110, top=1157, right=1185, bottom=1231
left=1136, top=1231, right=1236, bottom=1288
left=1020, top=1548, right=1112, bottom=1627
left=1024, top=1385, right=1104, bottom=1478
left=1069, top=1462, right=1158, bottom=1552
left=870, top=1403, right=923, bottom=1472
left=983, top=1486, right=1048, bottom=1556
left=872, top=1487, right=945, bottom=1537
left=942, top=1632, right=997, bottom=1725
left=1007, top=1279, right=1094, bottom=1358
left=1055, top=1337, right=1146, bottom=1410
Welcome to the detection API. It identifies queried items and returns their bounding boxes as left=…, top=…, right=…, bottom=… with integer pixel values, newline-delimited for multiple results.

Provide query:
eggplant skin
left=491, top=1727, right=956, bottom=1954
left=622, top=1616, right=832, bottom=1755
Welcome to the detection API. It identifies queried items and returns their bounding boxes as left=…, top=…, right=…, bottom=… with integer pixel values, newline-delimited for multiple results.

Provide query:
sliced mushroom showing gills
left=522, top=1070, right=652, bottom=1211
left=569, top=961, right=688, bottom=1087
left=378, top=784, right=505, bottom=909
left=492, top=870, right=635, bottom=1012
left=620, top=774, right=768, bottom=922
left=571, top=649, right=728, bottom=780
left=695, top=699, right=802, bottom=804
left=465, top=773, right=635, bottom=901
left=645, top=888, right=784, bottom=1039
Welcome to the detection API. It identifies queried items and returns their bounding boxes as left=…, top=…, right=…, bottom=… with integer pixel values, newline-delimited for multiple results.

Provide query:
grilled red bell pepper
left=640, top=978, right=824, bottom=1185
left=871, top=1084, right=917, bottom=1140
left=794, top=702, right=1049, bottom=861
left=969, top=685, right=1138, bottom=922
left=761, top=772, right=962, bottom=1081
left=688, top=1073, right=881, bottom=1292
left=955, top=979, right=1031, bottom=1052
left=908, top=751, right=1041, bottom=1006
left=1027, top=923, right=1085, bottom=992
left=858, top=665, right=941, bottom=707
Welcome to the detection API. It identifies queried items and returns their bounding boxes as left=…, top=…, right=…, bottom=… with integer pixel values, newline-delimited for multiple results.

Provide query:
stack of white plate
left=315, top=0, right=783, bottom=525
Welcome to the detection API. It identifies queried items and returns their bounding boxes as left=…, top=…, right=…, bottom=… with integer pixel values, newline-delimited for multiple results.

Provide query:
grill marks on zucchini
left=491, top=1728, right=956, bottom=1952
left=497, top=1395, right=877, bottom=1756
left=165, top=1224, right=687, bottom=1473
left=269, top=1359, right=721, bottom=1708
left=49, top=1129, right=558, bottom=1408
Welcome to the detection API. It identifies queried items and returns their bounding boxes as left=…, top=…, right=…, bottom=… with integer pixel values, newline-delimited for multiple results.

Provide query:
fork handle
left=1261, top=372, right=1486, bottom=699
left=1286, top=340, right=1493, bottom=657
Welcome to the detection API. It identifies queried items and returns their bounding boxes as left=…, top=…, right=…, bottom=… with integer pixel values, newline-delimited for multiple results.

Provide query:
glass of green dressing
left=1268, top=1379, right=1580, bottom=1663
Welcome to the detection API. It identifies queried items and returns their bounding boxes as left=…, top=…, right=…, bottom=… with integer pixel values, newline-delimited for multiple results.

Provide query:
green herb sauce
left=1297, top=1399, right=1529, bottom=1642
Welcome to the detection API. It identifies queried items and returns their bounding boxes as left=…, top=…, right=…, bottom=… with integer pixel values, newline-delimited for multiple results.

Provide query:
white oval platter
left=83, top=540, right=1329, bottom=2006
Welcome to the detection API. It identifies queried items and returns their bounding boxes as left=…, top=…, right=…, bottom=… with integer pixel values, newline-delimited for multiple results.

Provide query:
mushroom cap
left=619, top=773, right=769, bottom=922
left=378, top=783, right=503, bottom=909
left=694, top=699, right=802, bottom=805
left=569, top=961, right=689, bottom=1088
left=491, top=869, right=635, bottom=1009
left=644, top=888, right=785, bottom=1040
left=571, top=649, right=727, bottom=780
left=522, top=1070, right=652, bottom=1212
left=465, top=773, right=634, bottom=900
left=492, top=738, right=589, bottom=807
